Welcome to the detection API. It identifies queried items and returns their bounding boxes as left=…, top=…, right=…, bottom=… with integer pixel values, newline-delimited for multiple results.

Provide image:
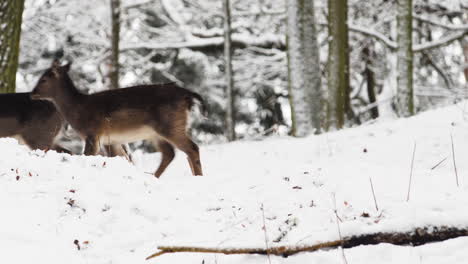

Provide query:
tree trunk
left=109, top=0, right=121, bottom=90
left=363, top=45, right=379, bottom=119
left=396, top=0, right=414, bottom=116
left=287, top=0, right=323, bottom=136
left=223, top=0, right=236, bottom=141
left=0, top=0, right=25, bottom=93
left=463, top=37, right=468, bottom=86
left=327, top=0, right=350, bottom=129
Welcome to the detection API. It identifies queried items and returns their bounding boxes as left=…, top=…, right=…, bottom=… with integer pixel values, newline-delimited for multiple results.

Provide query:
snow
left=3, top=103, right=468, bottom=263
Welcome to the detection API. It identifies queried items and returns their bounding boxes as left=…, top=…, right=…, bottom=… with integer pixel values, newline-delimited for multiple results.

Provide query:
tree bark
left=286, top=0, right=323, bottom=137
left=109, top=0, right=121, bottom=90
left=396, top=0, right=414, bottom=116
left=223, top=0, right=236, bottom=141
left=0, top=0, right=25, bottom=93
left=327, top=0, right=350, bottom=129
left=363, top=45, right=379, bottom=119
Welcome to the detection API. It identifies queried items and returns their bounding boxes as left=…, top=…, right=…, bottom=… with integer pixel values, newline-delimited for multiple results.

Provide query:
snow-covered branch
left=347, top=24, right=398, bottom=50
left=120, top=33, right=286, bottom=52
left=413, top=14, right=468, bottom=30
left=413, top=30, right=468, bottom=52
left=345, top=23, right=467, bottom=52
left=122, top=0, right=154, bottom=10
left=233, top=7, right=285, bottom=17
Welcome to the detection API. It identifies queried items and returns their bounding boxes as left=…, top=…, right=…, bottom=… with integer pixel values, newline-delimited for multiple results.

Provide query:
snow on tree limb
left=413, top=30, right=468, bottom=52
left=121, top=0, right=154, bottom=10
left=413, top=14, right=468, bottom=30
left=120, top=22, right=464, bottom=54
left=347, top=24, right=398, bottom=50
left=348, top=25, right=467, bottom=52
left=120, top=33, right=286, bottom=52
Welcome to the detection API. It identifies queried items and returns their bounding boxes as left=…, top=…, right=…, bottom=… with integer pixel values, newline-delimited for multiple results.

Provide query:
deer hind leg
left=154, top=139, right=175, bottom=178
left=84, top=135, right=100, bottom=155
left=166, top=135, right=203, bottom=176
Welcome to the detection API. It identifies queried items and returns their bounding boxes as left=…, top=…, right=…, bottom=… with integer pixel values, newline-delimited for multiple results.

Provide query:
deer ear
left=62, top=62, right=72, bottom=72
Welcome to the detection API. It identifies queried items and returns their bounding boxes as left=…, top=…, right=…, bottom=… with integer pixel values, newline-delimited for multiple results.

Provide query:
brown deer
left=31, top=61, right=206, bottom=178
left=0, top=92, right=128, bottom=156
left=0, top=92, right=70, bottom=153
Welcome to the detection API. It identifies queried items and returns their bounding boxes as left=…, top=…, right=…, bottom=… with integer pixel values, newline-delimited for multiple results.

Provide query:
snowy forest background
left=2, top=1, right=468, bottom=262
left=1, top=0, right=468, bottom=145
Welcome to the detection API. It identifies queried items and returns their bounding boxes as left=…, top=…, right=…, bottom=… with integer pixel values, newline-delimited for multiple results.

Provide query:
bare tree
left=327, top=0, right=350, bottom=129
left=0, top=0, right=24, bottom=93
left=223, top=0, right=236, bottom=141
left=286, top=0, right=322, bottom=136
left=109, top=0, right=120, bottom=90
left=396, top=0, right=414, bottom=116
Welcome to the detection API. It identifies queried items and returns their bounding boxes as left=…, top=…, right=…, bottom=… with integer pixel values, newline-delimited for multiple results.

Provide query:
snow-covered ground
left=3, top=103, right=468, bottom=264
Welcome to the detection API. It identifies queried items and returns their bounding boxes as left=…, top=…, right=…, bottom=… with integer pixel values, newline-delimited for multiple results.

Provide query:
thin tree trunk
left=327, top=0, right=350, bottom=129
left=463, top=38, right=468, bottom=85
left=380, top=20, right=398, bottom=119
left=396, top=0, right=414, bottom=116
left=287, top=0, right=323, bottom=136
left=363, top=45, right=379, bottom=119
left=0, top=0, right=25, bottom=93
left=223, top=0, right=236, bottom=141
left=109, top=0, right=121, bottom=90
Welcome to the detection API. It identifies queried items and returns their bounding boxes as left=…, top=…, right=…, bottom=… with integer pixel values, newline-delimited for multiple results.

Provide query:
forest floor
left=3, top=102, right=468, bottom=263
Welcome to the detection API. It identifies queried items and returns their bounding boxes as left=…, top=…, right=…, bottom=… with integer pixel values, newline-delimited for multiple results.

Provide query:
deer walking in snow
left=31, top=60, right=206, bottom=178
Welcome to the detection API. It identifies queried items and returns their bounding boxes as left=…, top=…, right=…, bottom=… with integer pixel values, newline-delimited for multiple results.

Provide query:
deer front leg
left=84, top=135, right=99, bottom=155
left=154, top=139, right=175, bottom=178
left=169, top=136, right=203, bottom=176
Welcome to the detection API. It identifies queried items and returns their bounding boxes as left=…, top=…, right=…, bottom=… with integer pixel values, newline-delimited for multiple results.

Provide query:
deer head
left=31, top=60, right=72, bottom=101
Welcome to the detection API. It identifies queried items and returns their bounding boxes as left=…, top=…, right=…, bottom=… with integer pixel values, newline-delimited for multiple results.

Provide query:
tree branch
left=413, top=14, right=468, bottom=30
left=146, top=226, right=468, bottom=260
left=413, top=30, right=468, bottom=52
left=347, top=24, right=398, bottom=50
left=122, top=0, right=154, bottom=10
left=421, top=51, right=453, bottom=90
left=119, top=25, right=464, bottom=54
left=120, top=34, right=286, bottom=52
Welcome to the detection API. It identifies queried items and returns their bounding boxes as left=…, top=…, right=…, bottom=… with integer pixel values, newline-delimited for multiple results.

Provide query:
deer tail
left=187, top=92, right=208, bottom=117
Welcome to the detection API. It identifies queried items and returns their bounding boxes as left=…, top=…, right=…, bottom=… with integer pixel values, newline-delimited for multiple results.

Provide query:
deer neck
left=51, top=78, right=87, bottom=127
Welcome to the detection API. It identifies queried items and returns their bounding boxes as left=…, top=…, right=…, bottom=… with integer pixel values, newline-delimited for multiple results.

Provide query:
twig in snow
left=430, top=156, right=448, bottom=170
left=451, top=134, right=459, bottom=187
left=407, top=142, right=417, bottom=202
left=369, top=177, right=379, bottom=211
left=273, top=218, right=298, bottom=243
left=332, top=193, right=348, bottom=264
left=260, top=204, right=272, bottom=264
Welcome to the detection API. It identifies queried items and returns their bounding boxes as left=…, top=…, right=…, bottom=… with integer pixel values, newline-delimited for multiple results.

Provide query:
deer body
left=32, top=62, right=205, bottom=178
left=0, top=92, right=69, bottom=152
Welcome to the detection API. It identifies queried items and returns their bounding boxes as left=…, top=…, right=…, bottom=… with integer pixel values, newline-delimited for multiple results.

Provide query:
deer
left=0, top=92, right=131, bottom=156
left=0, top=92, right=71, bottom=153
left=31, top=60, right=206, bottom=178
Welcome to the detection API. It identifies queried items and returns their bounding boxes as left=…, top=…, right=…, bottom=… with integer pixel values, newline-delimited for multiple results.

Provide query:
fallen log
left=146, top=226, right=468, bottom=260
